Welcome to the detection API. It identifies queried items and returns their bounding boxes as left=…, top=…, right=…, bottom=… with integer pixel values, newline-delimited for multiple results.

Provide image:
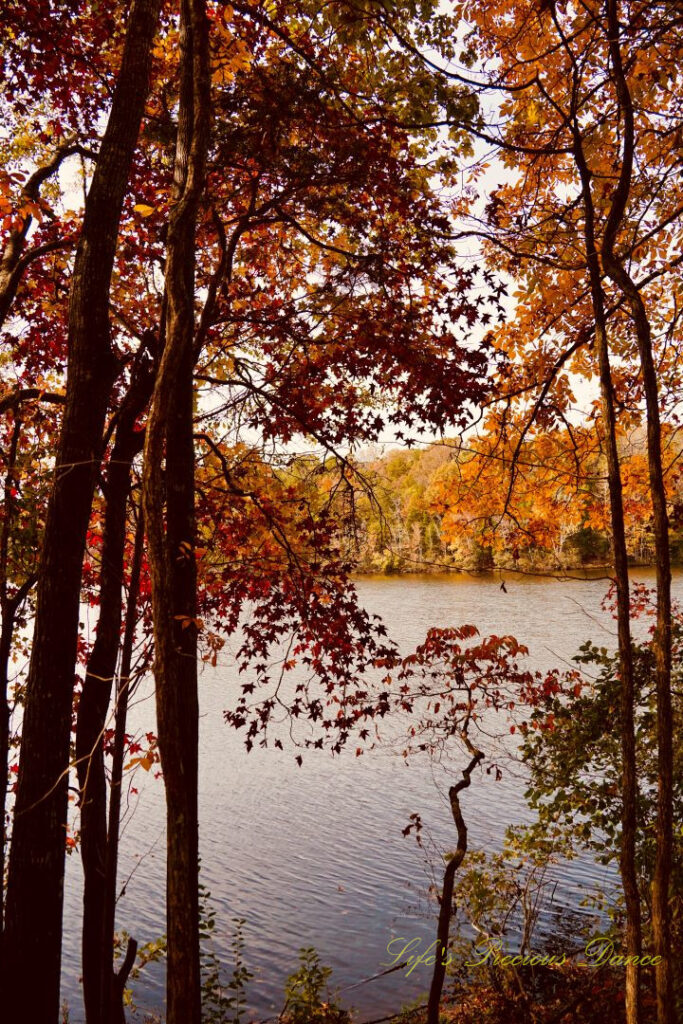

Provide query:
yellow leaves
left=151, top=25, right=180, bottom=70
left=151, top=38, right=171, bottom=61
left=133, top=202, right=155, bottom=217
left=211, top=14, right=253, bottom=87
left=212, top=42, right=252, bottom=85
left=10, top=131, right=36, bottom=154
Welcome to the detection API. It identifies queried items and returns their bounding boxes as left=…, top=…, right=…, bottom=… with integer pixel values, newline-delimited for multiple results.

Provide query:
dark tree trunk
left=0, top=615, right=9, bottom=938
left=573, top=128, right=642, bottom=1023
left=608, top=275, right=673, bottom=1024
left=76, top=360, right=153, bottom=1024
left=102, top=510, right=146, bottom=1024
left=1, top=2, right=161, bottom=1019
left=427, top=743, right=483, bottom=1024
left=141, top=2, right=210, bottom=1022
left=601, top=6, right=673, bottom=1018
left=592, top=307, right=643, bottom=1024
left=0, top=415, right=28, bottom=942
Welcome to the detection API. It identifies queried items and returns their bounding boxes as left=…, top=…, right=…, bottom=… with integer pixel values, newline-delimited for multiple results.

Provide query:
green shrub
left=281, top=948, right=350, bottom=1024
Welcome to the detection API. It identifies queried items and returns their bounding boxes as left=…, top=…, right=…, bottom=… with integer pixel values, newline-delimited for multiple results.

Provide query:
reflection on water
left=60, top=569, right=682, bottom=1021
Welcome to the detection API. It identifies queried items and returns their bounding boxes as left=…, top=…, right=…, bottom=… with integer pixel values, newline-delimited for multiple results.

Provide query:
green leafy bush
left=281, top=948, right=349, bottom=1024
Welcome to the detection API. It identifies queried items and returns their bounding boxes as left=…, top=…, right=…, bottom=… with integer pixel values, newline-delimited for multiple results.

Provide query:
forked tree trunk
left=76, top=359, right=153, bottom=1024
left=601, top=6, right=673, bottom=1018
left=0, top=2, right=161, bottom=1018
left=573, top=130, right=642, bottom=1024
left=141, top=1, right=210, bottom=1022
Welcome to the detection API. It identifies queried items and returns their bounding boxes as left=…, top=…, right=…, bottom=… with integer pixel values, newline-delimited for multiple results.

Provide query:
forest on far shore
left=307, top=423, right=683, bottom=575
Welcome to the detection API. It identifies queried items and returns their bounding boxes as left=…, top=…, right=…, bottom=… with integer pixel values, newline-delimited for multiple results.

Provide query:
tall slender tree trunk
left=0, top=612, right=9, bottom=938
left=592, top=309, right=643, bottom=1024
left=0, top=414, right=24, bottom=939
left=573, top=131, right=642, bottom=1024
left=605, top=271, right=673, bottom=1024
left=102, top=510, right=145, bottom=1024
left=76, top=361, right=153, bottom=1024
left=141, top=2, right=210, bottom=1022
left=1, top=3, right=161, bottom=1018
left=601, top=6, right=673, bottom=1018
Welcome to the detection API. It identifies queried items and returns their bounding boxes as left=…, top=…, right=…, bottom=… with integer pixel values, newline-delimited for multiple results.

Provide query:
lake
left=60, top=569, right=682, bottom=1021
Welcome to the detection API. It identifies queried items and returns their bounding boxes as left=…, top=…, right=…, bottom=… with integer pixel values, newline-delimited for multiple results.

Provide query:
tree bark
left=601, top=6, right=674, bottom=1019
left=76, top=358, right=153, bottom=1024
left=427, top=742, right=483, bottom=1024
left=0, top=415, right=25, bottom=940
left=573, top=124, right=642, bottom=1023
left=141, top=2, right=210, bottom=1022
left=1, top=2, right=161, bottom=1019
left=102, top=510, right=145, bottom=1024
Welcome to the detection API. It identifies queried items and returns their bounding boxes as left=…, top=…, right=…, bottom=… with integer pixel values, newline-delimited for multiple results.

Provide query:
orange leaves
left=126, top=750, right=156, bottom=772
left=174, top=614, right=204, bottom=631
left=0, top=169, right=48, bottom=232
left=422, top=412, right=669, bottom=570
left=209, top=8, right=253, bottom=86
left=124, top=733, right=159, bottom=774
left=462, top=0, right=683, bottom=440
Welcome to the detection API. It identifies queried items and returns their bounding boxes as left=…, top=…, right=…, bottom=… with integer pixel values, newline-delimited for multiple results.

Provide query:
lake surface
left=60, top=569, right=682, bottom=1022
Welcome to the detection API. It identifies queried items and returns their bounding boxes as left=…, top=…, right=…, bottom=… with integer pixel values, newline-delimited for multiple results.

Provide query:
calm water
left=60, top=569, right=682, bottom=1021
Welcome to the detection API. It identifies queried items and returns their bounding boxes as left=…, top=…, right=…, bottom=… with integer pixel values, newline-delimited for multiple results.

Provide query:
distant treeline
left=314, top=423, right=683, bottom=574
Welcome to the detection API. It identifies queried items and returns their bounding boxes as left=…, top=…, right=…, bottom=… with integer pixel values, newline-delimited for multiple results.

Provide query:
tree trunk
left=427, top=743, right=483, bottom=1024
left=592, top=309, right=643, bottom=1024
left=573, top=128, right=642, bottom=1023
left=605, top=269, right=673, bottom=1024
left=76, top=360, right=152, bottom=1024
left=141, top=2, right=210, bottom=1022
left=601, top=6, right=673, bottom=1018
left=102, top=510, right=145, bottom=1024
left=0, top=415, right=23, bottom=940
left=1, top=2, right=161, bottom=1018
